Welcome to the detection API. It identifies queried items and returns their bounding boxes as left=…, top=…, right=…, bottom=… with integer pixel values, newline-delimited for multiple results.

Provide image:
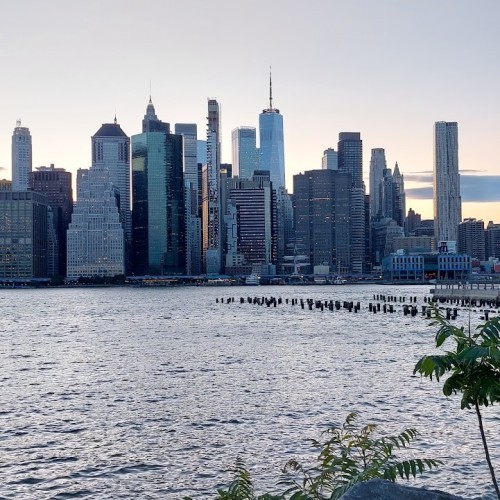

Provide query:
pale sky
left=0, top=0, right=499, bottom=221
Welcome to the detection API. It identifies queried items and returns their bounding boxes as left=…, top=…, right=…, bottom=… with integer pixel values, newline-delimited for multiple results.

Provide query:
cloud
left=404, top=174, right=433, bottom=183
left=0, top=166, right=5, bottom=171
left=405, top=175, right=500, bottom=202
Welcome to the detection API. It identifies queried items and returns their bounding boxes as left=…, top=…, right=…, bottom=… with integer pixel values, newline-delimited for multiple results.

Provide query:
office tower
left=176, top=123, right=201, bottom=275
left=275, top=186, right=294, bottom=274
left=434, top=121, right=461, bottom=243
left=224, top=171, right=276, bottom=275
left=369, top=148, right=386, bottom=218
left=197, top=140, right=207, bottom=166
left=380, top=165, right=405, bottom=228
left=91, top=118, right=131, bottom=257
left=259, top=71, right=285, bottom=189
left=338, top=132, right=365, bottom=272
left=406, top=208, right=421, bottom=235
left=11, top=121, right=32, bottom=191
left=29, top=165, right=73, bottom=277
left=0, top=180, right=12, bottom=191
left=0, top=191, right=48, bottom=278
left=232, top=127, right=259, bottom=179
left=202, top=99, right=222, bottom=274
left=67, top=168, right=124, bottom=278
left=392, top=163, right=406, bottom=228
left=486, top=221, right=500, bottom=259
left=338, top=132, right=363, bottom=188
left=294, top=169, right=351, bottom=274
left=458, top=218, right=485, bottom=260
left=322, top=148, right=338, bottom=170
left=131, top=100, right=185, bottom=275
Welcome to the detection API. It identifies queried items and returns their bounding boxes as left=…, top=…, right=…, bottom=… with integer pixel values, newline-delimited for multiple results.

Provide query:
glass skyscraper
left=11, top=121, right=32, bottom=191
left=259, top=73, right=285, bottom=189
left=231, top=127, right=259, bottom=180
left=132, top=100, right=185, bottom=275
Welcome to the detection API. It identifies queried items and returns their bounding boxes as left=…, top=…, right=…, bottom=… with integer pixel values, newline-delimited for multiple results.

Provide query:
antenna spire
left=269, top=66, right=273, bottom=109
left=149, top=80, right=152, bottom=103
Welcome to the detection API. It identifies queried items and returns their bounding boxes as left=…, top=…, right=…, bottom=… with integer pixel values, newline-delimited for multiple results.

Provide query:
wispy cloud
left=404, top=174, right=433, bottom=183
left=406, top=175, right=500, bottom=202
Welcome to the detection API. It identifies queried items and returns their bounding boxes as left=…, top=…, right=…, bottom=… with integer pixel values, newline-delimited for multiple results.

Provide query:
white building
left=12, top=121, right=32, bottom=191
left=67, top=168, right=124, bottom=278
left=434, top=121, right=461, bottom=242
left=91, top=119, right=131, bottom=249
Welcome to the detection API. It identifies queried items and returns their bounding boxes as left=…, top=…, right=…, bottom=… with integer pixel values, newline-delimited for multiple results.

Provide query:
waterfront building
left=259, top=71, right=285, bottom=189
left=434, top=121, right=461, bottom=242
left=232, top=127, right=259, bottom=180
left=202, top=99, right=222, bottom=274
left=11, top=121, right=32, bottom=191
left=294, top=169, right=351, bottom=274
left=67, top=168, right=124, bottom=278
left=176, top=123, right=201, bottom=275
left=321, top=148, right=338, bottom=170
left=224, top=170, right=276, bottom=276
left=0, top=191, right=48, bottom=278
left=486, top=221, right=500, bottom=260
left=131, top=100, right=185, bottom=275
left=29, top=165, right=73, bottom=277
left=458, top=218, right=485, bottom=261
left=369, top=148, right=386, bottom=218
left=275, top=187, right=294, bottom=274
left=91, top=118, right=131, bottom=259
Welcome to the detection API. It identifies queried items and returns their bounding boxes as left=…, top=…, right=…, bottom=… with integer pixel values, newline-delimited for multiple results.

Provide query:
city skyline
left=0, top=1, right=499, bottom=222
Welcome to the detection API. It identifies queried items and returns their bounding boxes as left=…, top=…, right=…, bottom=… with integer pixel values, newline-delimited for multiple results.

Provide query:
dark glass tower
left=132, top=99, right=185, bottom=275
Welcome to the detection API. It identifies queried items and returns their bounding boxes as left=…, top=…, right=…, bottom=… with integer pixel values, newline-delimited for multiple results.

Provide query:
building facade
left=12, top=121, right=32, bottom=191
left=131, top=102, right=185, bottom=275
left=321, top=148, right=338, bottom=170
left=458, top=218, right=485, bottom=260
left=434, top=121, right=461, bottom=242
left=486, top=221, right=500, bottom=260
left=259, top=73, right=285, bottom=189
left=29, top=165, right=73, bottom=277
left=67, top=168, right=124, bottom=278
left=369, top=148, right=386, bottom=218
left=231, top=127, right=259, bottom=180
left=0, top=191, right=48, bottom=278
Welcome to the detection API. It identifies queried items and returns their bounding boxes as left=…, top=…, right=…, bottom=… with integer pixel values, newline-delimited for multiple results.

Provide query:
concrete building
left=202, top=99, right=222, bottom=274
left=11, top=121, right=32, bottom=191
left=434, top=121, right=461, bottom=242
left=0, top=191, right=48, bottom=278
left=0, top=180, right=12, bottom=191
left=91, top=118, right=131, bottom=260
left=369, top=148, right=386, bottom=218
left=294, top=169, right=351, bottom=274
left=29, top=165, right=73, bottom=277
left=458, top=218, right=485, bottom=260
left=486, top=221, right=500, bottom=260
left=67, top=168, right=124, bottom=278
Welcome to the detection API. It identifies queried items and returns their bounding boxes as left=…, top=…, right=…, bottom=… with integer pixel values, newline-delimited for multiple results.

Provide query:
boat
left=245, top=274, right=260, bottom=285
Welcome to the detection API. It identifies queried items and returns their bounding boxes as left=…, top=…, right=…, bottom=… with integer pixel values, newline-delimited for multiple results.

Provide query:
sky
left=0, top=0, right=499, bottom=222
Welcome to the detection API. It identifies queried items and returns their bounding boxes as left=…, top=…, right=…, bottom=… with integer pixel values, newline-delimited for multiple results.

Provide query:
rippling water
left=1, top=285, right=498, bottom=499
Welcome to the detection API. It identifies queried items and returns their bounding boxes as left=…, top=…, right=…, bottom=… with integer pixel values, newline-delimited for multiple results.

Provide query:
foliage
left=414, top=304, right=500, bottom=498
left=186, top=413, right=440, bottom=500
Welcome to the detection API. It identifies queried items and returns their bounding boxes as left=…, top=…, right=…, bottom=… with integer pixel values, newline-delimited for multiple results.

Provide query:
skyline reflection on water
left=0, top=284, right=498, bottom=499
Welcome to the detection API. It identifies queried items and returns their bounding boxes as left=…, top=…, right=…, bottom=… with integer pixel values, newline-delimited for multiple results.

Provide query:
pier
left=431, top=281, right=500, bottom=303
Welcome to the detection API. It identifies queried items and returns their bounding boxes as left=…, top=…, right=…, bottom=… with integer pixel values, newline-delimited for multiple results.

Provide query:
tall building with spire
left=202, top=99, right=222, bottom=274
left=91, top=117, right=131, bottom=264
left=259, top=69, right=285, bottom=189
left=434, top=121, right=461, bottom=243
left=12, top=120, right=32, bottom=191
left=131, top=99, right=185, bottom=275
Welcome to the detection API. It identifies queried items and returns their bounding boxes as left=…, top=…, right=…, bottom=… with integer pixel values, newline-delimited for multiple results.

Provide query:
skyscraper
left=434, top=121, right=461, bottom=243
left=91, top=118, right=131, bottom=255
left=338, top=132, right=363, bottom=188
left=322, top=148, right=338, bottom=170
left=232, top=127, right=259, bottom=179
left=67, top=168, right=124, bottom=278
left=458, top=218, right=485, bottom=260
left=29, top=165, right=73, bottom=277
left=369, top=148, right=386, bottom=218
left=12, top=121, right=32, bottom=191
left=202, top=99, right=222, bottom=274
left=259, top=71, right=285, bottom=189
left=131, top=100, right=186, bottom=275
